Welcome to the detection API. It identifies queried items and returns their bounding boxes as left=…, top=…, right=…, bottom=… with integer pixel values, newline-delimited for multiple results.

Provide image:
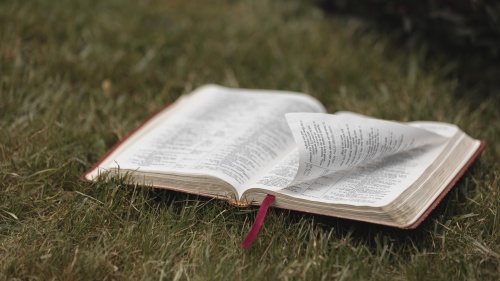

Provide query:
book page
left=253, top=147, right=300, bottom=191
left=252, top=113, right=457, bottom=207
left=102, top=85, right=325, bottom=194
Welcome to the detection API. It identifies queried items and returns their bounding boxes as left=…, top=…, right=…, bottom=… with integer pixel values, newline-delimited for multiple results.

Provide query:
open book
left=84, top=85, right=485, bottom=228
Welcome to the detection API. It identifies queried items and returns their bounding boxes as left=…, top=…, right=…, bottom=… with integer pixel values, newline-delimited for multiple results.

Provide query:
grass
left=1, top=0, right=499, bottom=279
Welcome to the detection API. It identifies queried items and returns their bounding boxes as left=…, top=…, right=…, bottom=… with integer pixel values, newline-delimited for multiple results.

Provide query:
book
left=84, top=84, right=485, bottom=229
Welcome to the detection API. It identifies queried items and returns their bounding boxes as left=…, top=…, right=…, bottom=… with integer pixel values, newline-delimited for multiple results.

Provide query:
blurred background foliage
left=317, top=0, right=500, bottom=99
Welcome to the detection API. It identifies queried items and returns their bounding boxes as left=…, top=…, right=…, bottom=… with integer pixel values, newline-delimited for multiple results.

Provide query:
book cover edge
left=403, top=139, right=487, bottom=229
left=80, top=104, right=172, bottom=182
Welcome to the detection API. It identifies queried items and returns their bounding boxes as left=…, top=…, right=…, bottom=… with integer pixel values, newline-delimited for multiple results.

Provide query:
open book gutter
left=84, top=85, right=485, bottom=248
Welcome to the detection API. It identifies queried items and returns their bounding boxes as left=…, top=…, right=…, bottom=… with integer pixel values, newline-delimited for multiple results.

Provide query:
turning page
left=286, top=113, right=448, bottom=184
left=284, top=113, right=454, bottom=206
left=252, top=112, right=456, bottom=207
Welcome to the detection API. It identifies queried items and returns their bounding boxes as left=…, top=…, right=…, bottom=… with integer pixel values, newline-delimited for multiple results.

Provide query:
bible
left=84, top=84, right=485, bottom=228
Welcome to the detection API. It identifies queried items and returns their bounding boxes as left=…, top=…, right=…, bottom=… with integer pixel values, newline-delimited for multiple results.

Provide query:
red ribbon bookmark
left=241, top=194, right=275, bottom=249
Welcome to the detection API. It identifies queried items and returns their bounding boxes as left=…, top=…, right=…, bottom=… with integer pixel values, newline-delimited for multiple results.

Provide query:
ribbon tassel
left=241, top=194, right=275, bottom=249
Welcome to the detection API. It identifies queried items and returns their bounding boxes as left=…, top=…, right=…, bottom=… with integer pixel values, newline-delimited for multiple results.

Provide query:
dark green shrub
left=318, top=0, right=500, bottom=97
left=319, top=0, right=500, bottom=57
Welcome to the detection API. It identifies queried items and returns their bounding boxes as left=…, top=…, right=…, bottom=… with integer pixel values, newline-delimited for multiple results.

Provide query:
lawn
left=1, top=0, right=498, bottom=280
